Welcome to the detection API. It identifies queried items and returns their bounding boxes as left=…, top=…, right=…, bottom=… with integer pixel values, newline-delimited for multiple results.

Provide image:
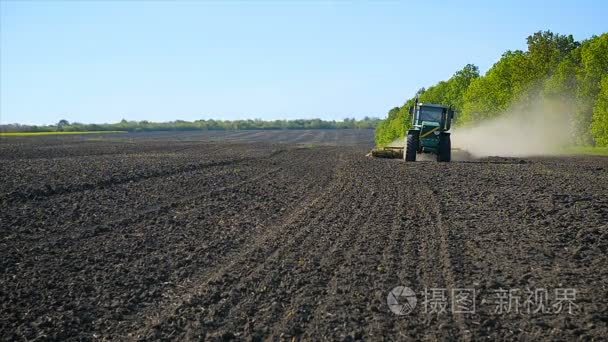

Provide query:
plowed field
left=1, top=130, right=607, bottom=340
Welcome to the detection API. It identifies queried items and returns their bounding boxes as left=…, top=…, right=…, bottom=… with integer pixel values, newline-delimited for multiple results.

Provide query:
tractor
left=404, top=101, right=454, bottom=162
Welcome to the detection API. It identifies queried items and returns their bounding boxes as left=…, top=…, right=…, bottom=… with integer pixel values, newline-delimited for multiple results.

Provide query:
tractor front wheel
left=437, top=133, right=451, bottom=162
left=405, top=131, right=419, bottom=162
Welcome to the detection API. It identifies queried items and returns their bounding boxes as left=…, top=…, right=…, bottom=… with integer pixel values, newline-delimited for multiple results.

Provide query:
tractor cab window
left=418, top=107, right=444, bottom=122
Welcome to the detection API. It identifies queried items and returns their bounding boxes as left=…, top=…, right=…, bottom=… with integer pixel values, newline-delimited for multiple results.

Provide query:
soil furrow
left=2, top=154, right=269, bottom=203
left=121, top=150, right=342, bottom=339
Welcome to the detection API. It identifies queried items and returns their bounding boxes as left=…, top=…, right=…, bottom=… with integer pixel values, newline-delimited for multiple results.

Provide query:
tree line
left=1, top=117, right=381, bottom=133
left=375, top=31, right=608, bottom=147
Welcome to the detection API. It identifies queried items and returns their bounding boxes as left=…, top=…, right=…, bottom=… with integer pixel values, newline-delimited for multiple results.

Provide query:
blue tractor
left=405, top=101, right=455, bottom=162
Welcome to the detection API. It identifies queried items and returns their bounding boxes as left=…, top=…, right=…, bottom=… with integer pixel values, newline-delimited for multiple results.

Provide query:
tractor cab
left=411, top=103, right=454, bottom=132
left=405, top=102, right=454, bottom=162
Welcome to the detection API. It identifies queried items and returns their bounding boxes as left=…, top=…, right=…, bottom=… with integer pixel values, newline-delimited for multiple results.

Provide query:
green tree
left=446, top=64, right=480, bottom=112
left=57, top=119, right=70, bottom=131
left=591, top=76, right=608, bottom=146
left=460, top=50, right=530, bottom=123
left=574, top=34, right=608, bottom=144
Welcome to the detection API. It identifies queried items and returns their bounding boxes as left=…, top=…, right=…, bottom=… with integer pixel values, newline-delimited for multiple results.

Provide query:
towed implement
left=371, top=100, right=454, bottom=162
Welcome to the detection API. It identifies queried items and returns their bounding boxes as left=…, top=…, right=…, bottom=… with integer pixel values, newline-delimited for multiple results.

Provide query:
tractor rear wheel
left=437, top=133, right=451, bottom=162
left=405, top=131, right=418, bottom=162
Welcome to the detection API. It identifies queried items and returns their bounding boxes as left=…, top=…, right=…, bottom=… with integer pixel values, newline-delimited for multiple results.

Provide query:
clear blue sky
left=1, top=0, right=606, bottom=125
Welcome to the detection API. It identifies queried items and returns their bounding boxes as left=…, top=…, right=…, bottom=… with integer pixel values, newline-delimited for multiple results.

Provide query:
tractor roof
left=418, top=103, right=448, bottom=108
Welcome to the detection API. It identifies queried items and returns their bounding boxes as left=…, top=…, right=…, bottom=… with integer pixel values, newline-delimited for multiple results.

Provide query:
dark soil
left=1, top=130, right=607, bottom=340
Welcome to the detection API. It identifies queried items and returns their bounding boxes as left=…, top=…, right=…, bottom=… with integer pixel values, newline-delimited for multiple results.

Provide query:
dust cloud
left=452, top=98, right=574, bottom=158
left=386, top=137, right=405, bottom=147
left=383, top=98, right=574, bottom=159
